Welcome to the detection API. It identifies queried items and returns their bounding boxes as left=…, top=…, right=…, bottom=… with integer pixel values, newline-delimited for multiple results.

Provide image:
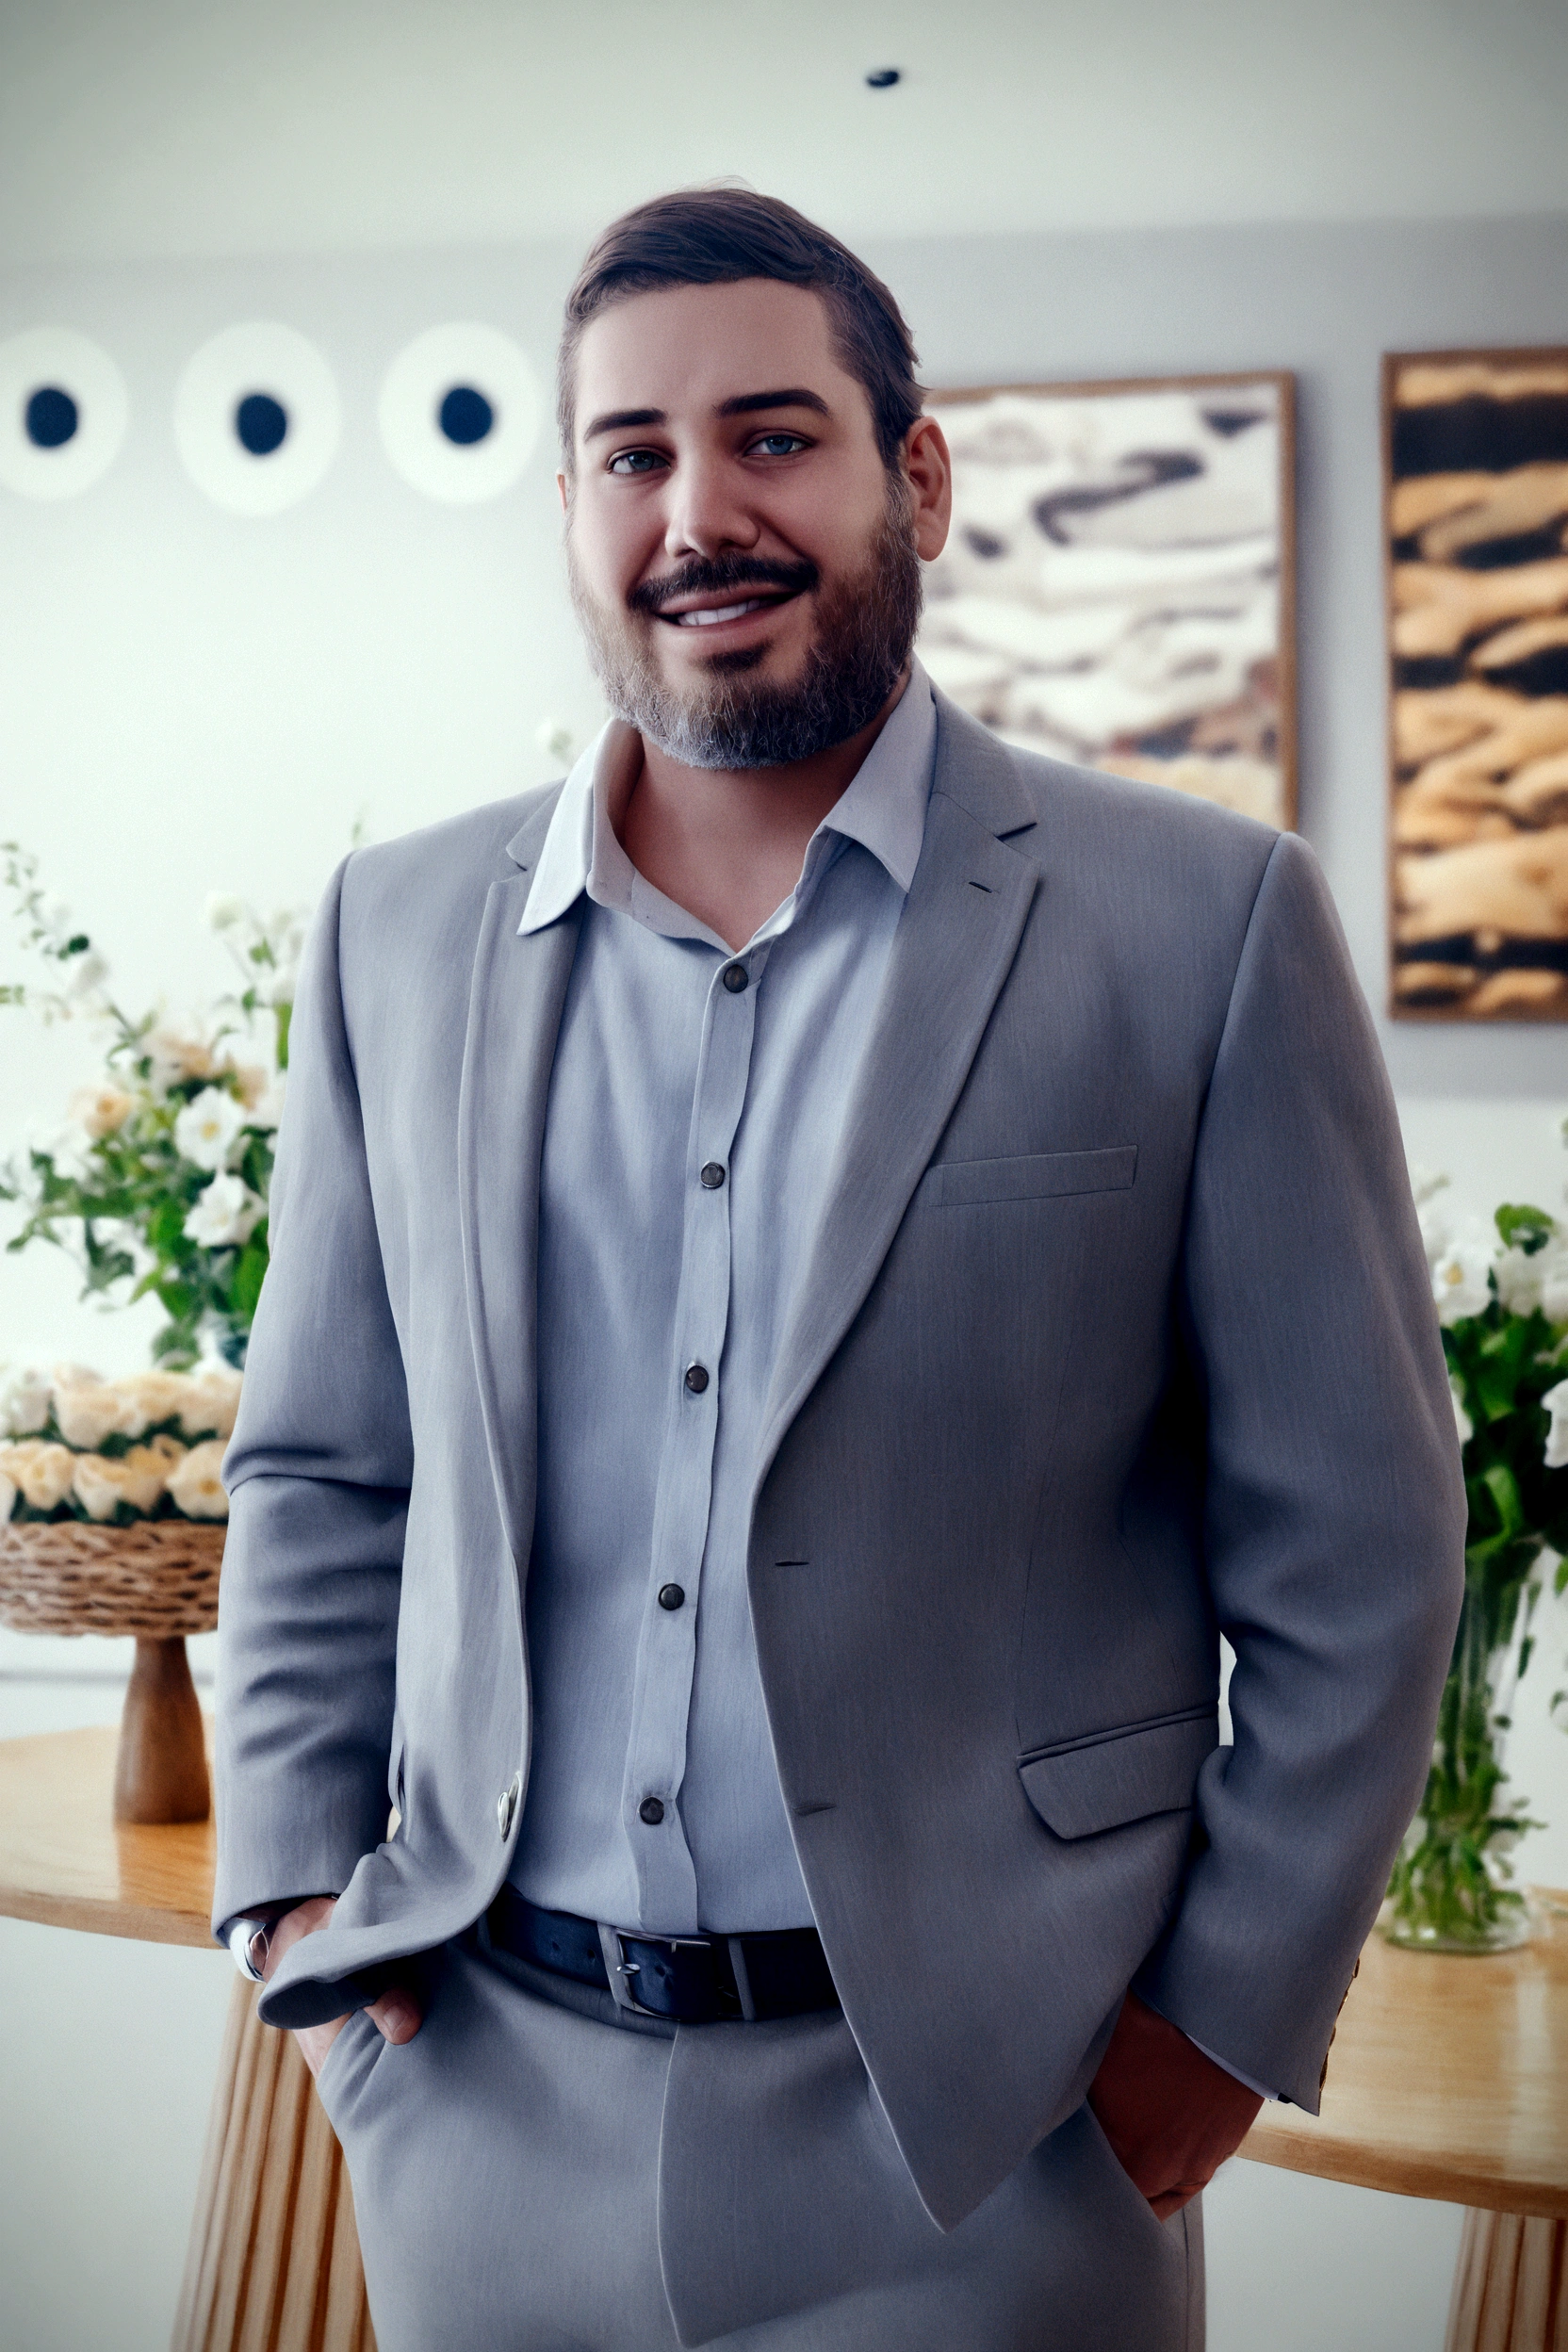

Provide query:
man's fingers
left=368, top=1985, right=422, bottom=2044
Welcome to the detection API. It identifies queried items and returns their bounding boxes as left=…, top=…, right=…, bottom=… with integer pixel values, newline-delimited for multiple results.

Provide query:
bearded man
left=214, top=188, right=1464, bottom=2351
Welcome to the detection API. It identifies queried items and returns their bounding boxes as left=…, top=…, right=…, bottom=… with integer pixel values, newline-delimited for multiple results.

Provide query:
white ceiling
left=1, top=0, right=1565, bottom=267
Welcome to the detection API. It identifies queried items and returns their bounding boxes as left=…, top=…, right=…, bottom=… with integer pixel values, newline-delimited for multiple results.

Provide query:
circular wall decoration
left=0, top=327, right=128, bottom=499
left=378, top=323, right=540, bottom=504
left=173, top=322, right=341, bottom=516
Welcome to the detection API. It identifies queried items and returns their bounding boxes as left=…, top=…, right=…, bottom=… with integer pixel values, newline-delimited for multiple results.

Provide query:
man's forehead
left=572, top=279, right=858, bottom=428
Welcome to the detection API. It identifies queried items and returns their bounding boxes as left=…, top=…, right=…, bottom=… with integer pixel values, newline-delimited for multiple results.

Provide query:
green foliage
left=1386, top=1200, right=1568, bottom=1946
left=0, top=844, right=302, bottom=1368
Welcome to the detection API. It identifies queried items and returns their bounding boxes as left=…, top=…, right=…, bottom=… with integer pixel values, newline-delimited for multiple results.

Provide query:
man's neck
left=614, top=669, right=909, bottom=954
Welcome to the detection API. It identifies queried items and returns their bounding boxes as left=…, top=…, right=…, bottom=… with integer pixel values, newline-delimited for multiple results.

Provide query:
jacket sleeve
left=211, top=855, right=414, bottom=1938
left=1137, top=829, right=1465, bottom=2110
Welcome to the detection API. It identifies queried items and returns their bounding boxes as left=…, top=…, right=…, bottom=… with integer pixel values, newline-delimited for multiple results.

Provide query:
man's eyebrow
left=581, top=406, right=667, bottom=442
left=715, top=388, right=831, bottom=419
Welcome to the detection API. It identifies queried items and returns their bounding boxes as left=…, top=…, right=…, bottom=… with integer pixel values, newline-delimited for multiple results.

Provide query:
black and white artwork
left=1386, top=349, right=1568, bottom=1021
left=918, top=374, right=1296, bottom=827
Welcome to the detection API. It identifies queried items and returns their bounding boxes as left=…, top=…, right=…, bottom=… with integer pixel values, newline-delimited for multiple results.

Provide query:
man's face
left=562, top=278, right=930, bottom=769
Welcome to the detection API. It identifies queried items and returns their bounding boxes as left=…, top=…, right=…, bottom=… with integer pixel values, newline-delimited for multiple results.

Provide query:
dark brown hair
left=558, top=186, right=924, bottom=471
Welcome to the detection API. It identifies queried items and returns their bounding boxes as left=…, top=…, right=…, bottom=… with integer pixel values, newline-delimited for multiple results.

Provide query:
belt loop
left=726, top=1936, right=758, bottom=2022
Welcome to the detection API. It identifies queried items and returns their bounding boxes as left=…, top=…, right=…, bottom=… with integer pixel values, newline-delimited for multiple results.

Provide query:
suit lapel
left=755, top=698, right=1040, bottom=1489
left=457, top=793, right=580, bottom=1571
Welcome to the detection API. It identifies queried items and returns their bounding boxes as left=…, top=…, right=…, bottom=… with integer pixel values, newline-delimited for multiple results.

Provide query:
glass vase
left=1381, top=1581, right=1536, bottom=1953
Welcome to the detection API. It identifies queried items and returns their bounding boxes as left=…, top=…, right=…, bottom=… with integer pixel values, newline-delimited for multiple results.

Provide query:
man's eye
left=750, top=433, right=808, bottom=458
left=607, top=449, right=666, bottom=475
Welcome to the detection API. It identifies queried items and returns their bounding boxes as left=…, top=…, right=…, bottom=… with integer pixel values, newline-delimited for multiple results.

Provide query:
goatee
left=568, top=494, right=923, bottom=771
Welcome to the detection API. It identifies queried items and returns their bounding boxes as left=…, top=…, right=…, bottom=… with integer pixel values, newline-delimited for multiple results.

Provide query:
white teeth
left=675, top=598, right=765, bottom=627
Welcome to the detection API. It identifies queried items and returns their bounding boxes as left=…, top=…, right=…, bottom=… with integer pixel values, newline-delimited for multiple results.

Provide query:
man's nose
left=663, top=454, right=760, bottom=562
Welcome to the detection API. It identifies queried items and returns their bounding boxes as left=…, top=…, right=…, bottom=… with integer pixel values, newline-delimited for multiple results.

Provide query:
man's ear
left=557, top=468, right=570, bottom=515
left=903, top=416, right=952, bottom=563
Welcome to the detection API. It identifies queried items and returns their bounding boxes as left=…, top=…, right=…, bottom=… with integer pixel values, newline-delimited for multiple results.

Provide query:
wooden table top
left=2, top=1728, right=1564, bottom=2213
left=0, top=1723, right=217, bottom=1948
left=1241, top=1894, right=1568, bottom=2218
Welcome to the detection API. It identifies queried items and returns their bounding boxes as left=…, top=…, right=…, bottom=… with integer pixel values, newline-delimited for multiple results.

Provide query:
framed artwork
left=1386, top=348, right=1568, bottom=1021
left=917, top=372, right=1297, bottom=828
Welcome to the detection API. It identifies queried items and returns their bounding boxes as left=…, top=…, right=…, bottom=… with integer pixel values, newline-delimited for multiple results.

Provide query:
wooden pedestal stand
left=0, top=1518, right=223, bottom=1822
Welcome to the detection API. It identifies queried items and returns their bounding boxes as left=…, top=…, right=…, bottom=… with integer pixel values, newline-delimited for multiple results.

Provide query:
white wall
left=2, top=7, right=1565, bottom=2349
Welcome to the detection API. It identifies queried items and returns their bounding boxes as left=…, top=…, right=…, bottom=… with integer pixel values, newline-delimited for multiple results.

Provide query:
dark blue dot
left=864, top=67, right=901, bottom=88
left=235, top=393, right=288, bottom=456
left=438, top=384, right=494, bottom=446
left=24, top=386, right=78, bottom=448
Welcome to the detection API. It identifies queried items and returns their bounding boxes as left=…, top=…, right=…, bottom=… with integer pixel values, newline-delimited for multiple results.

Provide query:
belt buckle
left=596, top=1922, right=714, bottom=2020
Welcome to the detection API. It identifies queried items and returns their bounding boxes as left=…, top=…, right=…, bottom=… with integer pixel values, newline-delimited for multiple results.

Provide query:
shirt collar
left=518, top=659, right=937, bottom=938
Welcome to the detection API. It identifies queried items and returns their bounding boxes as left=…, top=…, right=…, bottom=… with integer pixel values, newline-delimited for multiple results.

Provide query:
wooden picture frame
left=918, top=371, right=1298, bottom=830
left=1384, top=346, right=1568, bottom=1022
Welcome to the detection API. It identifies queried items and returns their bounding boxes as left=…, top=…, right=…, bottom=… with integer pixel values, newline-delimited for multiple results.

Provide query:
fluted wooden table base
left=172, top=1976, right=375, bottom=2352
left=1447, top=2211, right=1568, bottom=2352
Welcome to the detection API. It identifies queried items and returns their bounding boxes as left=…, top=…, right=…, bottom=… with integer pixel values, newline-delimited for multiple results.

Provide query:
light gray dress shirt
left=509, top=668, right=937, bottom=1938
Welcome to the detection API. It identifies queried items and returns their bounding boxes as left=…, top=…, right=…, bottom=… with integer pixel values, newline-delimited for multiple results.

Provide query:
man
left=215, top=189, right=1465, bottom=2350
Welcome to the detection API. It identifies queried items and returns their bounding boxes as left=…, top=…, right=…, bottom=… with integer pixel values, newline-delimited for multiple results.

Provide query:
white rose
left=0, top=1366, right=51, bottom=1437
left=72, top=1444, right=172, bottom=1521
left=185, top=1171, right=263, bottom=1249
left=205, top=893, right=248, bottom=933
left=1494, top=1247, right=1545, bottom=1317
left=113, top=1371, right=191, bottom=1437
left=244, top=1074, right=286, bottom=1131
left=166, top=1438, right=229, bottom=1519
left=1449, top=1378, right=1473, bottom=1449
left=1544, top=1377, right=1568, bottom=1472
left=1540, top=1251, right=1568, bottom=1327
left=50, top=1372, right=137, bottom=1449
left=0, top=1471, right=15, bottom=1522
left=69, top=1083, right=134, bottom=1140
left=1432, top=1233, right=1495, bottom=1326
left=1416, top=1199, right=1451, bottom=1272
left=178, top=1367, right=242, bottom=1440
left=174, top=1086, right=245, bottom=1173
left=0, top=1439, right=76, bottom=1511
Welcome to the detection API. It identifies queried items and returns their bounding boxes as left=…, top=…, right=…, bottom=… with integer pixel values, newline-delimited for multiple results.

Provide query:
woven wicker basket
left=0, top=1517, right=224, bottom=1639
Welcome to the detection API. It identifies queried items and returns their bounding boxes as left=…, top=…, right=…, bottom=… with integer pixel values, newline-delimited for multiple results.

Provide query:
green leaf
left=1495, top=1202, right=1556, bottom=1256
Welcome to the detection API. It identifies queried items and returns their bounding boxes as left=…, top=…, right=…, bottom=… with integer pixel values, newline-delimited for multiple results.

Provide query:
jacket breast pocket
left=1018, top=1704, right=1217, bottom=1840
left=924, top=1145, right=1137, bottom=1209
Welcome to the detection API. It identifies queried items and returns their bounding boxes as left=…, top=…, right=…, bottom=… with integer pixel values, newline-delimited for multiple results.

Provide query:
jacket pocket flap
left=1018, top=1707, right=1217, bottom=1841
left=928, top=1146, right=1136, bottom=1208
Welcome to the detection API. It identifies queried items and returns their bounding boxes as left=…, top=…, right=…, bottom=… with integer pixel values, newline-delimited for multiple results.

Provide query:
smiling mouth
left=662, top=593, right=798, bottom=629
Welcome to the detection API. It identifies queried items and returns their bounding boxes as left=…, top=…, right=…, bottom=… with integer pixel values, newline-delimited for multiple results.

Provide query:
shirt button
left=721, top=962, right=749, bottom=993
left=659, top=1583, right=686, bottom=1611
left=699, top=1162, right=727, bottom=1190
left=639, top=1796, right=666, bottom=1826
left=684, top=1362, right=710, bottom=1394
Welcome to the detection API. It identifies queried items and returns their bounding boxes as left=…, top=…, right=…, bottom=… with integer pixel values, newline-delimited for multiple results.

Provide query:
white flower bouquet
left=1, top=843, right=305, bottom=1367
left=0, top=1361, right=240, bottom=1527
left=1385, top=1153, right=1568, bottom=1949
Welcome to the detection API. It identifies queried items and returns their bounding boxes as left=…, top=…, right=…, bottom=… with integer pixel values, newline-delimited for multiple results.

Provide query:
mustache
left=627, top=553, right=819, bottom=617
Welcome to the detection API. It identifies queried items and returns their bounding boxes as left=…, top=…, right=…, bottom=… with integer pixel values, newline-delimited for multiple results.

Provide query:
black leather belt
left=486, top=1884, right=840, bottom=2024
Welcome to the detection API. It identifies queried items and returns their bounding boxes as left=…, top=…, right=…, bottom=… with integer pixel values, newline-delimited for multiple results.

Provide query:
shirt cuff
left=1186, top=2032, right=1278, bottom=2102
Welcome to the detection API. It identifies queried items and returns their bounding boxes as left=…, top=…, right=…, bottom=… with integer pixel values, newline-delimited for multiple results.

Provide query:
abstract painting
left=1386, top=349, right=1568, bottom=1021
left=917, top=374, right=1296, bottom=827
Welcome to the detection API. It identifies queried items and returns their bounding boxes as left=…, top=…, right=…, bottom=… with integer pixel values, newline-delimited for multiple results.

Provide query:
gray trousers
left=316, top=1926, right=1202, bottom=2351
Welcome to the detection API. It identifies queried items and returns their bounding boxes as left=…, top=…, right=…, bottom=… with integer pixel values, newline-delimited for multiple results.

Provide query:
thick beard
left=568, top=493, right=923, bottom=771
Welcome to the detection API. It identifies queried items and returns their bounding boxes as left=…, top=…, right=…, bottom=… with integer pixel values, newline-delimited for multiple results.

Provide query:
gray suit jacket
left=215, top=691, right=1465, bottom=2230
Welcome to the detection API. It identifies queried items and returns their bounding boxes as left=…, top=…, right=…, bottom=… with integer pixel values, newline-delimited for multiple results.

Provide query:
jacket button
left=721, top=962, right=749, bottom=993
left=658, top=1583, right=685, bottom=1610
left=699, top=1162, right=727, bottom=1189
left=683, top=1363, right=710, bottom=1394
left=639, top=1796, right=665, bottom=1826
left=497, top=1772, right=521, bottom=1840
